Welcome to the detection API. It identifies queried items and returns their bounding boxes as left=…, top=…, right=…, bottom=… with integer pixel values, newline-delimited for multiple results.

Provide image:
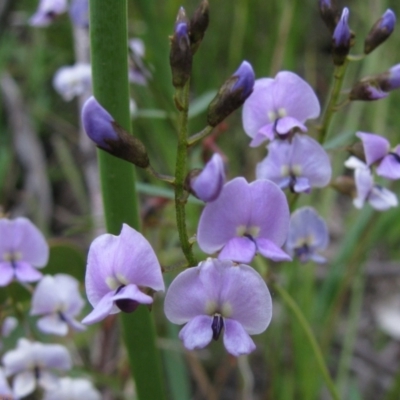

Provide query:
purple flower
left=29, top=0, right=68, bottom=27
left=242, top=71, right=320, bottom=146
left=285, top=207, right=329, bottom=263
left=164, top=258, right=272, bottom=356
left=69, top=0, right=89, bottom=28
left=53, top=63, right=92, bottom=101
left=129, top=39, right=151, bottom=86
left=0, top=217, right=49, bottom=286
left=356, top=131, right=400, bottom=180
left=2, top=338, right=72, bottom=398
left=197, top=177, right=290, bottom=264
left=0, top=368, right=12, bottom=399
left=82, top=224, right=164, bottom=325
left=43, top=377, right=101, bottom=400
left=256, top=134, right=332, bottom=193
left=345, top=158, right=398, bottom=210
left=190, top=153, right=226, bottom=202
left=31, top=274, right=86, bottom=336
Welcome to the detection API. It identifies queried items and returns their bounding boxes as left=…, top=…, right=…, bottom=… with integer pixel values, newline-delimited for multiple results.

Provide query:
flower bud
left=330, top=176, right=356, bottom=196
left=170, top=8, right=192, bottom=88
left=186, top=153, right=226, bottom=202
left=82, top=96, right=150, bottom=168
left=207, top=61, right=255, bottom=127
left=364, top=9, right=396, bottom=54
left=347, top=141, right=366, bottom=161
left=189, top=0, right=209, bottom=54
left=319, top=0, right=339, bottom=33
left=332, top=8, right=352, bottom=66
left=376, top=64, right=400, bottom=92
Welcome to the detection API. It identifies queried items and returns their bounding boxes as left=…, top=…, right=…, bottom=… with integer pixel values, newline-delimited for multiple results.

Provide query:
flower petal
left=293, top=176, right=311, bottom=193
left=223, top=319, right=256, bottom=356
left=14, top=261, right=43, bottom=283
left=37, top=315, right=68, bottom=336
left=112, top=284, right=153, bottom=304
left=256, top=238, right=291, bottom=261
left=219, top=264, right=272, bottom=334
left=353, top=168, right=373, bottom=209
left=31, top=275, right=60, bottom=315
left=13, top=371, right=36, bottom=398
left=218, top=237, right=256, bottom=263
left=0, top=262, right=14, bottom=286
left=35, top=343, right=72, bottom=370
left=369, top=186, right=398, bottom=210
left=275, top=116, right=307, bottom=135
left=376, top=154, right=400, bottom=180
left=82, top=291, right=115, bottom=325
left=178, top=315, right=213, bottom=350
left=356, top=131, right=389, bottom=165
left=249, top=124, right=275, bottom=147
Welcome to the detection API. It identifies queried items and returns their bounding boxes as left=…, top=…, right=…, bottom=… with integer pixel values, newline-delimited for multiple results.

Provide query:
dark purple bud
left=211, top=314, right=224, bottom=341
left=364, top=9, right=396, bottom=54
left=207, top=61, right=255, bottom=127
left=82, top=96, right=150, bottom=168
left=332, top=8, right=352, bottom=66
left=170, top=8, right=192, bottom=88
left=189, top=0, right=209, bottom=54
left=378, top=64, right=400, bottom=91
left=319, top=0, right=339, bottom=33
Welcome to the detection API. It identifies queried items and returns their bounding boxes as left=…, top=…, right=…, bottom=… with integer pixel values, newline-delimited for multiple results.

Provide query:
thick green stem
left=272, top=282, right=340, bottom=400
left=318, top=60, right=349, bottom=144
left=89, top=1, right=166, bottom=399
left=174, top=81, right=197, bottom=266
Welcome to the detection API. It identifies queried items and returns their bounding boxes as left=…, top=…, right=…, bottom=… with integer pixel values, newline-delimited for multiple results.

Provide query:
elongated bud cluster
left=207, top=61, right=255, bottom=127
left=189, top=0, right=209, bottom=54
left=170, top=8, right=192, bottom=88
left=349, top=64, right=400, bottom=101
left=319, top=0, right=339, bottom=33
left=82, top=97, right=150, bottom=168
left=364, top=9, right=396, bottom=54
left=332, top=8, right=352, bottom=65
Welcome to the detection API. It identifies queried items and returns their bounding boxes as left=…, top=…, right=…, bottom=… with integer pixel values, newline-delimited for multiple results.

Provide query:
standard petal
left=376, top=154, right=400, bottom=180
left=178, top=315, right=213, bottom=350
left=218, top=237, right=256, bottom=263
left=242, top=78, right=275, bottom=139
left=291, top=134, right=332, bottom=187
left=248, top=179, right=290, bottom=247
left=223, top=319, right=256, bottom=356
left=82, top=291, right=115, bottom=325
left=219, top=264, right=272, bottom=334
left=111, top=224, right=164, bottom=291
left=34, top=343, right=71, bottom=371
left=13, top=371, right=36, bottom=398
left=31, top=275, right=59, bottom=315
left=356, top=131, right=389, bottom=165
left=2, top=339, right=33, bottom=376
left=256, top=238, right=291, bottom=261
left=164, top=263, right=215, bottom=324
left=37, top=315, right=68, bottom=336
left=256, top=139, right=292, bottom=184
left=0, top=262, right=14, bottom=286
left=272, top=71, right=320, bottom=122
left=14, top=261, right=42, bottom=283
left=0, top=217, right=49, bottom=267
left=197, top=177, right=252, bottom=255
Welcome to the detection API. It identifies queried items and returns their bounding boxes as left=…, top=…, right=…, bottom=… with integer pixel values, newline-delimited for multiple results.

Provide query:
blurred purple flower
left=31, top=274, right=86, bottom=336
left=190, top=153, right=226, bottom=202
left=0, top=368, right=12, bottom=399
left=53, top=63, right=92, bottom=101
left=164, top=258, right=272, bottom=356
left=285, top=207, right=329, bottom=263
left=69, top=0, right=89, bottom=28
left=129, top=39, right=152, bottom=86
left=242, top=71, right=320, bottom=146
left=82, top=224, right=164, bottom=325
left=2, top=338, right=71, bottom=398
left=345, top=158, right=398, bottom=210
left=30, top=0, right=68, bottom=26
left=197, top=177, right=290, bottom=263
left=43, top=377, right=101, bottom=400
left=356, top=131, right=400, bottom=180
left=256, top=134, right=332, bottom=193
left=0, top=217, right=49, bottom=286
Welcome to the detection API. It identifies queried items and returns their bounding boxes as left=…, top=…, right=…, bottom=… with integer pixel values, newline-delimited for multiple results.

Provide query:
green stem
left=89, top=1, right=166, bottom=399
left=187, top=125, right=213, bottom=147
left=318, top=60, right=349, bottom=144
left=174, top=81, right=197, bottom=266
left=272, top=282, right=340, bottom=400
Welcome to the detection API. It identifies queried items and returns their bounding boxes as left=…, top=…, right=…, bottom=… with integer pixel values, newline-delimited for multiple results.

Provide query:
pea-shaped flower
left=242, top=71, right=320, bottom=146
left=285, top=207, right=329, bottom=263
left=197, top=177, right=290, bottom=263
left=30, top=0, right=68, bottom=26
left=256, top=134, right=332, bottom=193
left=43, top=377, right=101, bottom=400
left=164, top=258, right=272, bottom=356
left=82, top=224, right=164, bottom=325
left=0, top=217, right=49, bottom=286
